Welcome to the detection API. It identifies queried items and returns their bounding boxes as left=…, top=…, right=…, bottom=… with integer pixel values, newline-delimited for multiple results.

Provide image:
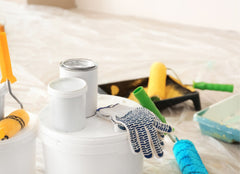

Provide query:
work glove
left=96, top=103, right=172, bottom=158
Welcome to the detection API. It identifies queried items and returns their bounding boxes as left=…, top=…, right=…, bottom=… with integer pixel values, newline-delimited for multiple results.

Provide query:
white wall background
left=75, top=0, right=240, bottom=31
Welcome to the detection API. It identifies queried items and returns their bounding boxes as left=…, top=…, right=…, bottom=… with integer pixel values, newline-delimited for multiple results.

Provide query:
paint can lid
left=60, top=58, right=97, bottom=71
left=48, top=77, right=87, bottom=98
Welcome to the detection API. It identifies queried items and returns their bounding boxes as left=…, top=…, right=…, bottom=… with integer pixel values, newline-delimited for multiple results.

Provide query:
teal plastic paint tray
left=194, top=94, right=240, bottom=143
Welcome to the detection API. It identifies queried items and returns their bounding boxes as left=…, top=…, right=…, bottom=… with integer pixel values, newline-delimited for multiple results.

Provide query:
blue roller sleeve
left=173, top=139, right=208, bottom=174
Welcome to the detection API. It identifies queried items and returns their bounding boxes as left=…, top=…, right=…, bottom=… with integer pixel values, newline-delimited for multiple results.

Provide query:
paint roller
left=147, top=62, right=233, bottom=102
left=147, top=62, right=191, bottom=101
left=133, top=86, right=208, bottom=174
left=147, top=62, right=167, bottom=101
left=0, top=32, right=29, bottom=140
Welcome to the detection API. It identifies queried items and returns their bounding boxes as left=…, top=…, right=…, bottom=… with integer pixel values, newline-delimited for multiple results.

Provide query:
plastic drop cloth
left=0, top=1, right=239, bottom=173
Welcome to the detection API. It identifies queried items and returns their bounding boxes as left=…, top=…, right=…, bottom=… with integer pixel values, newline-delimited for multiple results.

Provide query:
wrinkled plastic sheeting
left=0, top=1, right=239, bottom=174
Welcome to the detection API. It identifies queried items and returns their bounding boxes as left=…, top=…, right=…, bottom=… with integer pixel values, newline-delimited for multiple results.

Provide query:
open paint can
left=59, top=58, right=97, bottom=117
left=39, top=95, right=143, bottom=174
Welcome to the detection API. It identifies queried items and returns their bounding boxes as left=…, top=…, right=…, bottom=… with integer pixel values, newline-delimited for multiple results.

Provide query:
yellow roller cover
left=147, top=62, right=167, bottom=100
left=0, top=109, right=29, bottom=140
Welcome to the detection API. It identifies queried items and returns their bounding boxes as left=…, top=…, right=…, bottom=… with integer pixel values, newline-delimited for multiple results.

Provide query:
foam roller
left=173, top=139, right=208, bottom=174
left=193, top=81, right=233, bottom=92
left=0, top=109, right=29, bottom=140
left=147, top=62, right=167, bottom=100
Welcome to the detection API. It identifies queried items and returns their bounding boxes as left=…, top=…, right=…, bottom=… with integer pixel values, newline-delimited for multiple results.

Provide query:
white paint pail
left=39, top=95, right=143, bottom=174
left=0, top=112, right=38, bottom=174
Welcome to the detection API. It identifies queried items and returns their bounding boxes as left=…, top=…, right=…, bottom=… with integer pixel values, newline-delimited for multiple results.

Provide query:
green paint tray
left=194, top=94, right=240, bottom=143
left=98, top=75, right=201, bottom=111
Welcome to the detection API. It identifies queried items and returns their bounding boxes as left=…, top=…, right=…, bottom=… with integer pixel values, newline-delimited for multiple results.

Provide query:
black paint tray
left=98, top=75, right=201, bottom=111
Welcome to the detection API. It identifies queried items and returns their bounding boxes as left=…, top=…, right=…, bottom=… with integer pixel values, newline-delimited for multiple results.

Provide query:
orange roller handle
left=0, top=32, right=16, bottom=83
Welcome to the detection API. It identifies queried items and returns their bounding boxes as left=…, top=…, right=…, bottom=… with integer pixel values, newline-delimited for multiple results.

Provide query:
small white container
left=48, top=77, right=87, bottom=132
left=0, top=112, right=38, bottom=174
left=0, top=83, right=8, bottom=120
left=39, top=95, right=143, bottom=174
left=59, top=58, right=97, bottom=117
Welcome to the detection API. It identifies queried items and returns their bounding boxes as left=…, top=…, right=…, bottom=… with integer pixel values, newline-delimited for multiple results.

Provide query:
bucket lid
left=39, top=95, right=139, bottom=145
left=48, top=77, right=87, bottom=98
left=0, top=111, right=39, bottom=149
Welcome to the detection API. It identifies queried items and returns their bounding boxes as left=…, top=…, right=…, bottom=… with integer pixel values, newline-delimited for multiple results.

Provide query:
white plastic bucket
left=0, top=83, right=8, bottom=119
left=0, top=112, right=38, bottom=174
left=39, top=95, right=143, bottom=174
left=48, top=77, right=87, bottom=132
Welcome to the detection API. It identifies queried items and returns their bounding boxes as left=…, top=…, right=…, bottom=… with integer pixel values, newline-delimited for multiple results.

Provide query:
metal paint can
left=59, top=58, right=97, bottom=117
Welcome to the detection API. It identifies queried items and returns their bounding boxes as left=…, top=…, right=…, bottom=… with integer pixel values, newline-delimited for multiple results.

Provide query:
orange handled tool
left=0, top=32, right=22, bottom=108
left=0, top=32, right=28, bottom=140
left=0, top=32, right=16, bottom=83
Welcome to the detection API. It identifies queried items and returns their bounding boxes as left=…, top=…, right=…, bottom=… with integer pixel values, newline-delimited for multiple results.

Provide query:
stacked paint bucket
left=0, top=32, right=38, bottom=174
left=39, top=58, right=143, bottom=174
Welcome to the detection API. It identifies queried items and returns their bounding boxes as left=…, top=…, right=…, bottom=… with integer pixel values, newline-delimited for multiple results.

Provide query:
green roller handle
left=193, top=81, right=234, bottom=92
left=133, top=86, right=166, bottom=123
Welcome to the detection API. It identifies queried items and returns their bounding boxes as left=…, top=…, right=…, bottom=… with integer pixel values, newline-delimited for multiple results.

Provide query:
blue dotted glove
left=97, top=104, right=172, bottom=158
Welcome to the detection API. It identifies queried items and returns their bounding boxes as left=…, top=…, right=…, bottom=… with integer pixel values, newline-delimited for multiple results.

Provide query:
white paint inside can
left=48, top=77, right=87, bottom=132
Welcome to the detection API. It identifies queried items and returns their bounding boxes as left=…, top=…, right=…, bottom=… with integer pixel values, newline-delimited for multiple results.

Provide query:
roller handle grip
left=193, top=82, right=233, bottom=92
left=0, top=32, right=17, bottom=83
left=133, top=86, right=166, bottom=123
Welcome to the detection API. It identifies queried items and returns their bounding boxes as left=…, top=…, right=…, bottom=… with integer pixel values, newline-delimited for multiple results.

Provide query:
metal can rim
left=60, top=58, right=97, bottom=71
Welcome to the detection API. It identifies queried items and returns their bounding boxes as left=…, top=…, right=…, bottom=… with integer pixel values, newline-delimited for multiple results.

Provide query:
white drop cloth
left=0, top=1, right=239, bottom=173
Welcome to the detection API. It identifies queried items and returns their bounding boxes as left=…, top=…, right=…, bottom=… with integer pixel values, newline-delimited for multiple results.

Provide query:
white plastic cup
left=0, top=113, right=38, bottom=174
left=48, top=77, right=87, bottom=132
left=59, top=58, right=97, bottom=117
left=0, top=83, right=8, bottom=120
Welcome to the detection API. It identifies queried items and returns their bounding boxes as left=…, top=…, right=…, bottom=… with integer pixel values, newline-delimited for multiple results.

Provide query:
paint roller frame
left=98, top=75, right=201, bottom=111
